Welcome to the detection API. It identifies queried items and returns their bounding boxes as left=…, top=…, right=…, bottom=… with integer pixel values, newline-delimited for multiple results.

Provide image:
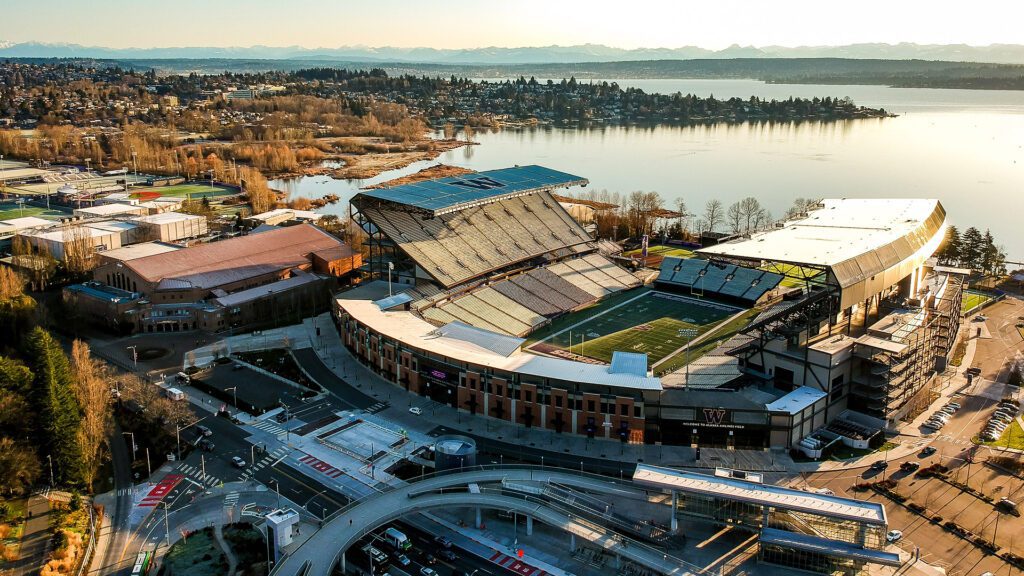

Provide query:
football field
left=528, top=290, right=740, bottom=364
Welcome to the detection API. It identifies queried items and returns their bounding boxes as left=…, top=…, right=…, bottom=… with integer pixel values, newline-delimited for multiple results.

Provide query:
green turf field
left=622, top=244, right=694, bottom=259
left=529, top=290, right=739, bottom=364
left=762, top=263, right=826, bottom=288
left=0, top=204, right=68, bottom=220
left=135, top=183, right=237, bottom=198
left=963, top=290, right=993, bottom=313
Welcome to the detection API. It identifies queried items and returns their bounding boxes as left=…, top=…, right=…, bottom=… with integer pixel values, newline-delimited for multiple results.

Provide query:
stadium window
left=620, top=404, right=629, bottom=416
left=524, top=391, right=532, bottom=403
left=633, top=406, right=642, bottom=418
left=587, top=400, right=596, bottom=412
left=496, top=385, right=503, bottom=396
left=555, top=396, right=563, bottom=408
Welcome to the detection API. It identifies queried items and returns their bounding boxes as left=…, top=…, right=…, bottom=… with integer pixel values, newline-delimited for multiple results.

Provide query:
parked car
left=196, top=425, right=213, bottom=437
left=420, top=569, right=438, bottom=576
left=198, top=439, right=215, bottom=452
left=394, top=554, right=411, bottom=566
left=231, top=456, right=247, bottom=468
left=433, top=536, right=453, bottom=548
left=871, top=461, right=889, bottom=470
left=424, top=553, right=437, bottom=565
left=409, top=407, right=423, bottom=415
left=886, top=529, right=903, bottom=542
left=920, top=446, right=937, bottom=457
left=900, top=461, right=921, bottom=472
left=946, top=402, right=961, bottom=410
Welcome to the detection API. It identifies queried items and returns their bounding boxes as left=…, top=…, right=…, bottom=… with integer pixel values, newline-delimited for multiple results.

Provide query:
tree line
left=936, top=226, right=1006, bottom=275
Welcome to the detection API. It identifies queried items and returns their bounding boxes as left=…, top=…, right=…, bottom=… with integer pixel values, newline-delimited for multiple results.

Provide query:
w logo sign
left=450, top=176, right=506, bottom=191
left=703, top=408, right=726, bottom=425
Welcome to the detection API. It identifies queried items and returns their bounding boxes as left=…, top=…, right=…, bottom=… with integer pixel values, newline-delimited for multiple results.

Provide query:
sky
left=4, top=0, right=1023, bottom=49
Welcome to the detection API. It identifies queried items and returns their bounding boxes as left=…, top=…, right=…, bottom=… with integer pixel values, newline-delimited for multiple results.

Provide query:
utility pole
left=123, top=431, right=137, bottom=461
left=160, top=501, right=170, bottom=546
left=679, top=329, right=698, bottom=389
left=226, top=386, right=237, bottom=408
left=47, top=454, right=53, bottom=486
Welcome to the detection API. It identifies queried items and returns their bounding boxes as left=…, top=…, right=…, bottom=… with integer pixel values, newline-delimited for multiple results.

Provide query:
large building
left=73, top=224, right=359, bottom=333
left=333, top=167, right=959, bottom=451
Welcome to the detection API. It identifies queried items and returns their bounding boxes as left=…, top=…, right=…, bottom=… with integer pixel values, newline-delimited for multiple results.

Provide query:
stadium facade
left=333, top=167, right=962, bottom=452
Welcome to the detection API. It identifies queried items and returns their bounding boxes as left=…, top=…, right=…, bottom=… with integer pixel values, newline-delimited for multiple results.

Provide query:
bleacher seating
left=492, top=278, right=561, bottom=316
left=656, top=257, right=783, bottom=306
left=362, top=190, right=592, bottom=288
left=531, top=268, right=594, bottom=307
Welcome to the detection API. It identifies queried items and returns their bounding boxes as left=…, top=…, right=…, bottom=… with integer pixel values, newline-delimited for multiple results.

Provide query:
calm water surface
left=270, top=79, right=1024, bottom=261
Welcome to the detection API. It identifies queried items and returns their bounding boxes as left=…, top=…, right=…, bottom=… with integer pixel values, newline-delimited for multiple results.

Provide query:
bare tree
left=739, top=197, right=763, bottom=234
left=703, top=199, right=724, bottom=233
left=726, top=201, right=743, bottom=233
left=69, top=340, right=113, bottom=488
left=0, top=267, right=25, bottom=300
left=62, top=222, right=97, bottom=276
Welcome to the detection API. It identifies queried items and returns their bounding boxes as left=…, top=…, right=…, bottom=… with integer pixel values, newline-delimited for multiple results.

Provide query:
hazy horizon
left=5, top=0, right=1023, bottom=50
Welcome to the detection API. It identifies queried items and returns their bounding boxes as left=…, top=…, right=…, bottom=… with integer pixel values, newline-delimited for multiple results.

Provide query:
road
left=90, top=421, right=135, bottom=576
left=802, top=296, right=1024, bottom=576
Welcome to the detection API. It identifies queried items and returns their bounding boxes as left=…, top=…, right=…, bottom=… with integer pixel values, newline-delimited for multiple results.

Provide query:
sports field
left=528, top=290, right=740, bottom=364
left=963, top=290, right=994, bottom=313
left=131, top=183, right=237, bottom=199
left=0, top=204, right=68, bottom=220
left=622, top=244, right=695, bottom=269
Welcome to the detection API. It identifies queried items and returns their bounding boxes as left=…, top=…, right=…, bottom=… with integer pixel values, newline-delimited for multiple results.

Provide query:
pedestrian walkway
left=250, top=419, right=287, bottom=437
left=213, top=524, right=238, bottom=576
left=11, top=494, right=52, bottom=576
left=243, top=446, right=290, bottom=479
left=177, top=463, right=223, bottom=488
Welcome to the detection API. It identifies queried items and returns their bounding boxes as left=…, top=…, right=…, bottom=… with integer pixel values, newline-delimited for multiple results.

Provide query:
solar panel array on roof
left=356, top=165, right=588, bottom=215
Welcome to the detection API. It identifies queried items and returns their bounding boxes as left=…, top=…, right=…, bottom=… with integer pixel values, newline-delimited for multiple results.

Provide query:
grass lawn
left=622, top=244, right=694, bottom=259
left=133, top=183, right=237, bottom=199
left=980, top=419, right=1024, bottom=450
left=163, top=527, right=227, bottom=576
left=528, top=290, right=739, bottom=364
left=0, top=204, right=68, bottom=220
left=963, top=290, right=994, bottom=313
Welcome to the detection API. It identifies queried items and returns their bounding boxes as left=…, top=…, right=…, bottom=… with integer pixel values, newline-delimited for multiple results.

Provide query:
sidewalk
left=10, top=493, right=51, bottom=576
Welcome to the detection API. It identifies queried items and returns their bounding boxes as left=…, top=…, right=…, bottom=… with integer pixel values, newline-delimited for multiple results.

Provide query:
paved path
left=213, top=524, right=238, bottom=576
left=11, top=494, right=51, bottom=576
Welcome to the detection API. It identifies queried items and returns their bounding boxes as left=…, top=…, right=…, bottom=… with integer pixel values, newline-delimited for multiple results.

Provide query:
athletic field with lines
left=963, top=290, right=994, bottom=313
left=527, top=289, right=740, bottom=364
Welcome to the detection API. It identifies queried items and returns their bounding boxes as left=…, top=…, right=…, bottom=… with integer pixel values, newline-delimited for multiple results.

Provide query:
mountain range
left=2, top=41, right=1024, bottom=64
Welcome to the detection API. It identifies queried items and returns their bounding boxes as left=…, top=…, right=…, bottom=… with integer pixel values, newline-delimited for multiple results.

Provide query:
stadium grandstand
left=334, top=168, right=961, bottom=452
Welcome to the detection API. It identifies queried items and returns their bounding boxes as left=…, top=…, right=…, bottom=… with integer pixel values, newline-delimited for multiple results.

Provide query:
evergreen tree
left=960, top=227, right=984, bottom=270
left=24, top=328, right=85, bottom=487
left=938, top=225, right=962, bottom=265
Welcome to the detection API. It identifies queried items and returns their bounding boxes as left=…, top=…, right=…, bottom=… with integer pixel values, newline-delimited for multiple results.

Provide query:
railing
left=74, top=503, right=98, bottom=576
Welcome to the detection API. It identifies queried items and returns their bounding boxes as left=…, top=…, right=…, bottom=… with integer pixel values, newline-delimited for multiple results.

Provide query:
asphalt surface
left=291, top=348, right=377, bottom=411
left=95, top=421, right=136, bottom=576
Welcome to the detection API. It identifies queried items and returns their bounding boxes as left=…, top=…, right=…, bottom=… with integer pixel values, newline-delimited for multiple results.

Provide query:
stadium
left=332, top=165, right=964, bottom=451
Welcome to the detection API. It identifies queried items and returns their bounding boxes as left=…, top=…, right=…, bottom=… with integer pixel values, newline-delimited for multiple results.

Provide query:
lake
left=269, top=79, right=1024, bottom=262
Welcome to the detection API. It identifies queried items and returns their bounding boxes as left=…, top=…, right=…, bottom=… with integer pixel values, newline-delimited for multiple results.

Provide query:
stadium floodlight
left=678, top=328, right=699, bottom=389
left=387, top=261, right=395, bottom=296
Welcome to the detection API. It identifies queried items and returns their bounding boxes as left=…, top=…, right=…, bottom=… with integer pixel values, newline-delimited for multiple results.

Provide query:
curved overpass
left=271, top=467, right=692, bottom=576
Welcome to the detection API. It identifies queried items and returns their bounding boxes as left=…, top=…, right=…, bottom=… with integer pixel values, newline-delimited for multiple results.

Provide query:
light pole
left=47, top=454, right=53, bottom=486
left=387, top=261, right=394, bottom=297
left=226, top=386, right=237, bottom=408
left=123, top=431, right=137, bottom=461
left=126, top=345, right=138, bottom=370
left=175, top=416, right=207, bottom=460
left=270, top=479, right=282, bottom=509
left=678, top=328, right=698, bottom=389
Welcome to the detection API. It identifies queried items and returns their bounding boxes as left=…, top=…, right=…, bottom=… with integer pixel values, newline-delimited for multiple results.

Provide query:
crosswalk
left=936, top=434, right=974, bottom=446
left=178, top=463, right=223, bottom=487
left=223, top=491, right=240, bottom=509
left=251, top=419, right=287, bottom=436
left=365, top=401, right=389, bottom=414
left=117, top=487, right=134, bottom=497
left=243, top=446, right=291, bottom=479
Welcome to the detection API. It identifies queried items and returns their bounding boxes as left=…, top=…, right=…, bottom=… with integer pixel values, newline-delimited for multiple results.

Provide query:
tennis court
left=963, top=290, right=994, bottom=313
left=528, top=290, right=740, bottom=364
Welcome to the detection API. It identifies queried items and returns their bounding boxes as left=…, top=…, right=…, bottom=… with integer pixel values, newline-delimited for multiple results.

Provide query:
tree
left=738, top=197, right=763, bottom=233
left=702, top=199, right=724, bottom=233
left=726, top=202, right=743, bottom=233
left=674, top=198, right=688, bottom=239
left=70, top=340, right=112, bottom=488
left=961, top=227, right=984, bottom=270
left=240, top=165, right=276, bottom=214
left=0, top=267, right=24, bottom=301
left=24, top=328, right=85, bottom=487
left=62, top=222, right=97, bottom=276
left=938, top=225, right=962, bottom=265
left=0, top=437, right=41, bottom=496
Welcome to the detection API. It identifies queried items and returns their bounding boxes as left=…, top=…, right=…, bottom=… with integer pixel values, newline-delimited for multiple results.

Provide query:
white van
left=165, top=387, right=187, bottom=401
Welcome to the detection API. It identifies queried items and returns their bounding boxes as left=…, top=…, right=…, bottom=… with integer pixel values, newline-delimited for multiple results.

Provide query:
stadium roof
left=633, top=464, right=887, bottom=524
left=355, top=165, right=588, bottom=216
left=98, top=241, right=182, bottom=262
left=374, top=292, right=413, bottom=310
left=759, top=529, right=901, bottom=566
left=125, top=224, right=343, bottom=288
left=337, top=296, right=662, bottom=391
left=698, top=199, right=946, bottom=308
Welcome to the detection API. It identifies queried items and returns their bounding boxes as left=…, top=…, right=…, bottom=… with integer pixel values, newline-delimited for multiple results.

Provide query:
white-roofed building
left=73, top=202, right=148, bottom=219
left=130, top=212, right=207, bottom=242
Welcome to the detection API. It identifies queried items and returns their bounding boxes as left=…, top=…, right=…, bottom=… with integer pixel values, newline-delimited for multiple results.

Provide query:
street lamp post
left=47, top=454, right=53, bottom=486
left=226, top=386, right=237, bottom=408
left=123, top=431, right=137, bottom=461
left=126, top=345, right=138, bottom=370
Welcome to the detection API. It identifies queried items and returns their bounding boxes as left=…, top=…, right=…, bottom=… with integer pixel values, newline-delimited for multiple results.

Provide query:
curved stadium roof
left=698, top=198, right=946, bottom=308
